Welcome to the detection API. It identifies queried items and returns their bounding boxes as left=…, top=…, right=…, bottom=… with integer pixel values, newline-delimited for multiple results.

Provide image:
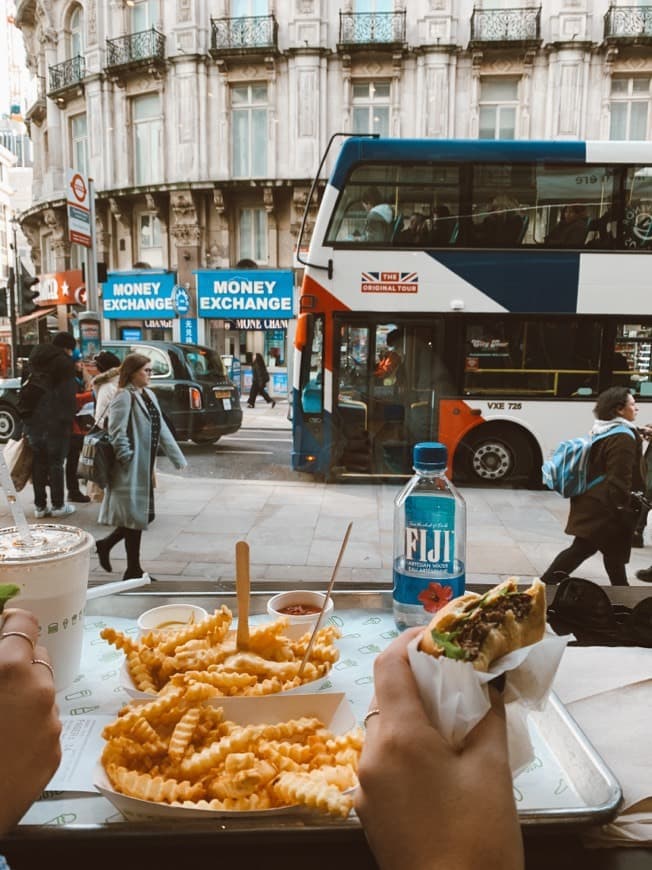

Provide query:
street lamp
left=9, top=216, right=20, bottom=377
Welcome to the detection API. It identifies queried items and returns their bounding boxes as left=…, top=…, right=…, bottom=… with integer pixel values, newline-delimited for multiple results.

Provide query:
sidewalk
left=240, top=396, right=292, bottom=431
left=3, top=470, right=651, bottom=589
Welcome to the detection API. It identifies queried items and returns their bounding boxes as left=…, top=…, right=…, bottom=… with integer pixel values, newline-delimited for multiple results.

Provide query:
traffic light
left=19, top=266, right=39, bottom=316
left=0, top=287, right=7, bottom=318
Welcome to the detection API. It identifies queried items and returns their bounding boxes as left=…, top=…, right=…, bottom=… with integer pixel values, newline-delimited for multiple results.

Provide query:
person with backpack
left=20, top=332, right=78, bottom=519
left=541, top=387, right=645, bottom=586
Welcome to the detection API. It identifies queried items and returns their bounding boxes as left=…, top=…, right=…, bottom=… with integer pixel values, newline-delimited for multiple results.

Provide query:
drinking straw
left=0, top=447, right=34, bottom=546
left=298, top=521, right=353, bottom=678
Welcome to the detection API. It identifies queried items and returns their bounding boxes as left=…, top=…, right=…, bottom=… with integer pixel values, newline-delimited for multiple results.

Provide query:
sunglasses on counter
left=547, top=576, right=652, bottom=648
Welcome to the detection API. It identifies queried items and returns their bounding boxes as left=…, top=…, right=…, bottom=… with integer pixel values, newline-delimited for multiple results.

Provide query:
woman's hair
left=118, top=353, right=151, bottom=388
left=593, top=386, right=632, bottom=420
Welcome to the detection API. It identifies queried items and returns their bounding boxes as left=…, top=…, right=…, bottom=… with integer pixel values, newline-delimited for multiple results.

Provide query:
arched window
left=70, top=5, right=84, bottom=57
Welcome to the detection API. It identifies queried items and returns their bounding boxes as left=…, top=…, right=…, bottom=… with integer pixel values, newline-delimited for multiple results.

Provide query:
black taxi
left=103, top=340, right=242, bottom=444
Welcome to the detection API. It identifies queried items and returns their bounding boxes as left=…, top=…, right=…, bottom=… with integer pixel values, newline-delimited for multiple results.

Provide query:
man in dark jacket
left=23, top=332, right=78, bottom=518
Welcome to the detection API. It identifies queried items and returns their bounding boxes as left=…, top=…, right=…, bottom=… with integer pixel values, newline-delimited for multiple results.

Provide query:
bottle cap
left=413, top=442, right=447, bottom=471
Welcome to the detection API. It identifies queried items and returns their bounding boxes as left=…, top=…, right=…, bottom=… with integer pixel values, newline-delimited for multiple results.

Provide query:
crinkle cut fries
left=101, top=605, right=341, bottom=696
left=102, top=683, right=364, bottom=817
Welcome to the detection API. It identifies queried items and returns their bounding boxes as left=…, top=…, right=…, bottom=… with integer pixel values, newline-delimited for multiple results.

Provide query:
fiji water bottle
left=392, top=442, right=466, bottom=630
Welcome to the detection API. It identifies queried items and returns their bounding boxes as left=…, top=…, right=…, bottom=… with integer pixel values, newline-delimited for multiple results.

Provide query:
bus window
left=615, top=323, right=652, bottom=394
left=471, top=164, right=536, bottom=247
left=463, top=318, right=602, bottom=397
left=324, top=163, right=461, bottom=247
left=300, top=315, right=324, bottom=414
left=534, top=165, right=615, bottom=248
left=624, top=167, right=652, bottom=249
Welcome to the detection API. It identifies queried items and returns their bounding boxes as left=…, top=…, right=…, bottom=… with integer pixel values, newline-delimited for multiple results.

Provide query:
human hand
left=355, top=628, right=523, bottom=870
left=0, top=609, right=62, bottom=834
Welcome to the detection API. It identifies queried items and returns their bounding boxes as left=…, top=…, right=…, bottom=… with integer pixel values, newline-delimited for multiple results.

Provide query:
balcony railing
left=105, top=27, right=165, bottom=71
left=48, top=55, right=86, bottom=96
left=338, top=11, right=407, bottom=47
left=605, top=5, right=652, bottom=40
left=210, top=15, right=278, bottom=54
left=470, top=7, right=541, bottom=45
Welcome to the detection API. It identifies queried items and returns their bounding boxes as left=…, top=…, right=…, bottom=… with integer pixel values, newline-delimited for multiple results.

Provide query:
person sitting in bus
left=397, top=213, right=427, bottom=246
left=361, top=187, right=394, bottom=242
left=545, top=205, right=589, bottom=248
left=426, top=205, right=455, bottom=246
left=374, top=329, right=403, bottom=382
left=476, top=195, right=524, bottom=247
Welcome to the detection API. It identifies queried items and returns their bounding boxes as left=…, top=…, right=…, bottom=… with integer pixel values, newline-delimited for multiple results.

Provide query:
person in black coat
left=247, top=353, right=275, bottom=408
left=22, top=332, right=78, bottom=518
left=541, top=387, right=645, bottom=586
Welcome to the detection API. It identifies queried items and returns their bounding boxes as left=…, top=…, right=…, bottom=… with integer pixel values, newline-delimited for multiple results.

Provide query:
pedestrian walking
left=541, top=387, right=645, bottom=587
left=65, top=350, right=93, bottom=504
left=95, top=353, right=187, bottom=581
left=247, top=353, right=276, bottom=408
left=21, top=331, right=78, bottom=518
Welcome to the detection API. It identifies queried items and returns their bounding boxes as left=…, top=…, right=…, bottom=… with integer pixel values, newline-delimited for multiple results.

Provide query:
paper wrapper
left=407, top=629, right=571, bottom=775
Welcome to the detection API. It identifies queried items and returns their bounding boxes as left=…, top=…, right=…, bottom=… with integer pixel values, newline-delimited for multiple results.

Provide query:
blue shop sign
left=103, top=271, right=177, bottom=319
left=195, top=269, right=294, bottom=319
left=180, top=317, right=198, bottom=345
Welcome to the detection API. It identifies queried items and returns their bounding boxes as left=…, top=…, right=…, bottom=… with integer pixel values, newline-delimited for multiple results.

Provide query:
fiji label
left=393, top=494, right=465, bottom=611
left=405, top=494, right=455, bottom=572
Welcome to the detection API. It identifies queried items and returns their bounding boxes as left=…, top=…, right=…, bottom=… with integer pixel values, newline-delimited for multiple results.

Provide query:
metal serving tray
left=12, top=589, right=622, bottom=837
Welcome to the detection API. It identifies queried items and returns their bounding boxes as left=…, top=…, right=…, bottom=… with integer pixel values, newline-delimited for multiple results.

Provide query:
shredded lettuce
left=0, top=584, right=20, bottom=614
left=429, top=629, right=468, bottom=661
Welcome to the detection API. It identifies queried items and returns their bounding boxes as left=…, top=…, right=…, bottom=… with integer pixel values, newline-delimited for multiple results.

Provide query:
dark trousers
left=29, top=431, right=70, bottom=510
left=98, top=526, right=144, bottom=579
left=248, top=383, right=273, bottom=406
left=66, top=433, right=84, bottom=496
left=542, top=536, right=628, bottom=586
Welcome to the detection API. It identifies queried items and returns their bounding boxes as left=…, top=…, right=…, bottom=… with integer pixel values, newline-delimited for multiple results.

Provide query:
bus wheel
left=458, top=426, right=532, bottom=485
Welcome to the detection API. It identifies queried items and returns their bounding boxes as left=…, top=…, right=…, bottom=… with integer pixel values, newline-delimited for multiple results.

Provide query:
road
left=158, top=427, right=309, bottom=481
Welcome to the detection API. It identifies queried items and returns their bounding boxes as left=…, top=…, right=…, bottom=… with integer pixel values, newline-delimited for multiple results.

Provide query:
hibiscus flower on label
left=417, top=582, right=454, bottom=613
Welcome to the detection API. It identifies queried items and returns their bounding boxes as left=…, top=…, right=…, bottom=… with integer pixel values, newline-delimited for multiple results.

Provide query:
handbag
left=77, top=425, right=115, bottom=489
left=2, top=436, right=32, bottom=492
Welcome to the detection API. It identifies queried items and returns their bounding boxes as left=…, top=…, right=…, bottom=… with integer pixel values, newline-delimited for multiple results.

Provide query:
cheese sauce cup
left=137, top=603, right=208, bottom=638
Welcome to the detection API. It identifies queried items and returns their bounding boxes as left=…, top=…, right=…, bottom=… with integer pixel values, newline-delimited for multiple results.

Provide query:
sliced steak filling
left=455, top=593, right=534, bottom=661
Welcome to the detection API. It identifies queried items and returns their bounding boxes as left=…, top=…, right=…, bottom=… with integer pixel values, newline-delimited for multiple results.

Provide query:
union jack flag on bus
left=360, top=271, right=419, bottom=293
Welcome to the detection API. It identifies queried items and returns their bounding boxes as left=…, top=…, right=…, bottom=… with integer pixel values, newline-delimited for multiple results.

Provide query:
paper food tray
left=94, top=692, right=357, bottom=820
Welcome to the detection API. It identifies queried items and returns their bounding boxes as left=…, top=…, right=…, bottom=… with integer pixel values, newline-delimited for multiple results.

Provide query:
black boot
left=636, top=566, right=652, bottom=582
left=95, top=539, right=113, bottom=573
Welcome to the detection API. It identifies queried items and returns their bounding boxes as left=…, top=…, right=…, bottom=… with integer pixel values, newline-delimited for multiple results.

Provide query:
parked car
left=102, top=340, right=242, bottom=444
left=0, top=378, right=21, bottom=443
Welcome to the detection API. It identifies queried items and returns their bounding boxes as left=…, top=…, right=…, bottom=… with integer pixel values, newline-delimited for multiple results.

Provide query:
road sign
left=66, top=168, right=91, bottom=247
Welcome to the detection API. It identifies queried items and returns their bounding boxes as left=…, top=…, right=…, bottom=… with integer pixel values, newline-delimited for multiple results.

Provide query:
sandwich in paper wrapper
left=407, top=577, right=571, bottom=774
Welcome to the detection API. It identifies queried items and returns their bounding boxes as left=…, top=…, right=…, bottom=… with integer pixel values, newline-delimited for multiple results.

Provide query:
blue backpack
left=542, top=424, right=635, bottom=497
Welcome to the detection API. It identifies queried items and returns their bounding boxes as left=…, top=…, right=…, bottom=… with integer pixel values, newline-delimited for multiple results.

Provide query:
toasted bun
left=418, top=577, right=546, bottom=671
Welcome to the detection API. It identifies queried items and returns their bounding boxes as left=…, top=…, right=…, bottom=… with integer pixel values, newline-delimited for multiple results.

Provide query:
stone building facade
left=13, top=0, right=652, bottom=350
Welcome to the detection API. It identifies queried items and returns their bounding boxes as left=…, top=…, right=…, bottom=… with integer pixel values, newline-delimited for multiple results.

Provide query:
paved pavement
left=3, top=398, right=651, bottom=590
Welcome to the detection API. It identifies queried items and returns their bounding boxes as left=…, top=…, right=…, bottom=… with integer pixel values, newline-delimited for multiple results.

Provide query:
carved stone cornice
left=213, top=188, right=226, bottom=215
left=108, top=196, right=130, bottom=227
left=169, top=223, right=201, bottom=246
left=170, top=190, right=200, bottom=248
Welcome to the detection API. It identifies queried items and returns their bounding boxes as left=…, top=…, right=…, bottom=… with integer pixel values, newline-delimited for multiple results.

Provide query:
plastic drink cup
left=0, top=524, right=93, bottom=691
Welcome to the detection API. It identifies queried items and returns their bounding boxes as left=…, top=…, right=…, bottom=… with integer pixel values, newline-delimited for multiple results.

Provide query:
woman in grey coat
left=95, top=353, right=187, bottom=580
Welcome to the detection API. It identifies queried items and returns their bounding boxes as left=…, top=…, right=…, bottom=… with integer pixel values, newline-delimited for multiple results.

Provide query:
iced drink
left=0, top=524, right=93, bottom=690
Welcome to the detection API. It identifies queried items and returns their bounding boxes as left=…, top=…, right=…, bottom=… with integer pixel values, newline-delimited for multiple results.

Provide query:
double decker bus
left=292, top=138, right=652, bottom=485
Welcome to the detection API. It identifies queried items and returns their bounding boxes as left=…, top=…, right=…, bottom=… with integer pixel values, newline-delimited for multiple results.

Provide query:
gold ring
left=1, top=631, right=36, bottom=651
left=32, top=659, right=55, bottom=680
left=363, top=707, right=381, bottom=728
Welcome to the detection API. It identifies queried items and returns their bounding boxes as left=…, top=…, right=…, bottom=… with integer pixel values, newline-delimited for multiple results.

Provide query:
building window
left=138, top=214, right=163, bottom=267
left=231, top=0, right=268, bottom=13
left=71, top=113, right=88, bottom=176
left=132, top=93, right=162, bottom=185
left=352, top=81, right=390, bottom=136
left=478, top=77, right=519, bottom=139
left=131, top=0, right=157, bottom=32
left=70, top=244, right=84, bottom=271
left=69, top=5, right=84, bottom=56
left=610, top=77, right=651, bottom=140
left=232, top=84, right=268, bottom=178
left=42, top=235, right=55, bottom=273
left=238, top=208, right=267, bottom=263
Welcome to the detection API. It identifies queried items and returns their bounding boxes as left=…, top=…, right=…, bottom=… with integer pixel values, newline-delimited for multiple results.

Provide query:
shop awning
left=16, top=307, right=56, bottom=326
